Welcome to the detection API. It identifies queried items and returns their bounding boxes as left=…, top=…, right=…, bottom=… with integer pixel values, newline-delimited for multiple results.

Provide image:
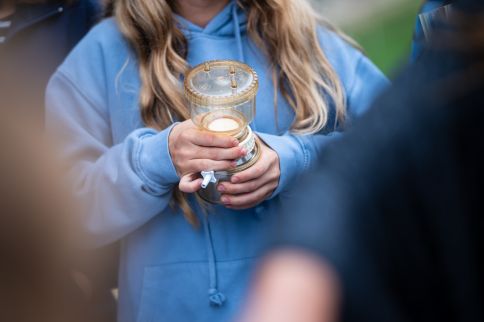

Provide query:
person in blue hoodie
left=46, top=0, right=388, bottom=321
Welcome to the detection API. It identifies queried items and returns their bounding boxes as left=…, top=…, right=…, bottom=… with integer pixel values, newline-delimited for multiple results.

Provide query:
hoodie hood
left=175, top=1, right=247, bottom=38
left=175, top=1, right=248, bottom=64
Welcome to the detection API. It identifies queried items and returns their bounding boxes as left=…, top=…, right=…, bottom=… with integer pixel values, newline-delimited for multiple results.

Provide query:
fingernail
left=232, top=139, right=239, bottom=146
left=217, top=185, right=225, bottom=192
left=231, top=161, right=238, bottom=167
left=221, top=196, right=229, bottom=203
left=240, top=148, right=247, bottom=156
left=232, top=176, right=240, bottom=183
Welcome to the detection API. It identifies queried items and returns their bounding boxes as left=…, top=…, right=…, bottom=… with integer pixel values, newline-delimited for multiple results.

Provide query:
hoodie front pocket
left=136, top=258, right=257, bottom=322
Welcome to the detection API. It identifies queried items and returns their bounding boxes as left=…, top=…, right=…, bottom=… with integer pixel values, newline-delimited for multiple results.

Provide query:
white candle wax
left=208, top=117, right=240, bottom=132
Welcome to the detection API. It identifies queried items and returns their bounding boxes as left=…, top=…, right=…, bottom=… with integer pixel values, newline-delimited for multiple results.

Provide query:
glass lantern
left=184, top=60, right=260, bottom=204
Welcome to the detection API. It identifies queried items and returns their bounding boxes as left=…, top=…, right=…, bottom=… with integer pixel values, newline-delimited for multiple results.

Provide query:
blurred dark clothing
left=412, top=0, right=454, bottom=61
left=275, top=3, right=484, bottom=322
left=0, top=0, right=100, bottom=121
left=0, top=15, right=12, bottom=43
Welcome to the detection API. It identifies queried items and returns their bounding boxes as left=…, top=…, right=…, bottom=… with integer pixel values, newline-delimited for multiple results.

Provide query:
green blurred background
left=347, top=1, right=421, bottom=75
left=316, top=0, right=423, bottom=76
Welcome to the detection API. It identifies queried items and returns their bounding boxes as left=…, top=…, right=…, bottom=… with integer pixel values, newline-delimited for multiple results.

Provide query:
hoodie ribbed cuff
left=135, top=124, right=179, bottom=194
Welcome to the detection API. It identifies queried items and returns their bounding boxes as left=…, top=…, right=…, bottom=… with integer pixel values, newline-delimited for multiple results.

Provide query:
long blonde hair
left=110, top=0, right=353, bottom=224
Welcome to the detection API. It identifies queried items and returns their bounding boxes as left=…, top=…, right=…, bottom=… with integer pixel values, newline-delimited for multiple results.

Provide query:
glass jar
left=184, top=60, right=258, bottom=136
left=184, top=60, right=260, bottom=204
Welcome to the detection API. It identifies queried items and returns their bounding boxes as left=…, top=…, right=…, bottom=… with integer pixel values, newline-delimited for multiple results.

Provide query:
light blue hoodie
left=46, top=2, right=388, bottom=322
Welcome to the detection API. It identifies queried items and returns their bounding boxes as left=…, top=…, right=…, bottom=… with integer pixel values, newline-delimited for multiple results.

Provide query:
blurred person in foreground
left=241, top=1, right=484, bottom=322
left=0, top=112, right=102, bottom=322
left=0, top=1, right=117, bottom=320
left=0, top=0, right=100, bottom=121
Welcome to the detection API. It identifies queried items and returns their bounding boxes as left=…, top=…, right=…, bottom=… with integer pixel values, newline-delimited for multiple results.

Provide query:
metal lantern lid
left=184, top=60, right=259, bottom=107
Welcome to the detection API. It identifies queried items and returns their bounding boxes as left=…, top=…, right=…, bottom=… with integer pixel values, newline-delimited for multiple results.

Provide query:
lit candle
left=208, top=117, right=240, bottom=132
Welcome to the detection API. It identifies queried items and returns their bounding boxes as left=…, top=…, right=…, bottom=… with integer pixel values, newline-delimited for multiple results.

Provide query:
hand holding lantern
left=218, top=140, right=280, bottom=209
left=175, top=125, right=281, bottom=209
left=168, top=120, right=245, bottom=177
left=181, top=60, right=265, bottom=204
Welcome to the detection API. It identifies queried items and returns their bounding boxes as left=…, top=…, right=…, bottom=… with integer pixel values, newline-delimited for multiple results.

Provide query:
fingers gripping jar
left=184, top=60, right=260, bottom=204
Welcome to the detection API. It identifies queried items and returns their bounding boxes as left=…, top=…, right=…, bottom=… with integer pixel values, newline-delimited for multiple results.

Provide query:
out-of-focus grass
left=344, top=1, right=422, bottom=75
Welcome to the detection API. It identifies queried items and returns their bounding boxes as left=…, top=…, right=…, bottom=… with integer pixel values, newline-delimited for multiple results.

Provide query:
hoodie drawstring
left=232, top=2, right=245, bottom=63
left=203, top=214, right=226, bottom=307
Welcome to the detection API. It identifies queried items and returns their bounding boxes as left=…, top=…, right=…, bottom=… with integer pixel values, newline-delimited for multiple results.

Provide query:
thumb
left=179, top=173, right=203, bottom=193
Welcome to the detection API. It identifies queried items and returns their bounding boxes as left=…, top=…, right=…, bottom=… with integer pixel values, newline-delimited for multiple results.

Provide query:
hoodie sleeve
left=46, top=70, right=180, bottom=246
left=259, top=51, right=389, bottom=198
left=257, top=131, right=341, bottom=198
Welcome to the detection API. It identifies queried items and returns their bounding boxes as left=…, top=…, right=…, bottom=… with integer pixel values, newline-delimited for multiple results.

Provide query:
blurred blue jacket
left=45, top=2, right=388, bottom=321
left=411, top=0, right=453, bottom=61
